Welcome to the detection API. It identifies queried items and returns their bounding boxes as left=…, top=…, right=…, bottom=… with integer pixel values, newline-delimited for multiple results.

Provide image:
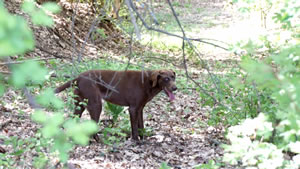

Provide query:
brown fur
left=55, top=70, right=177, bottom=141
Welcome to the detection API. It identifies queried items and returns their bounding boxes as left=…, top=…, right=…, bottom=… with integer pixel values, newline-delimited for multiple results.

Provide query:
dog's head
left=151, top=70, right=177, bottom=101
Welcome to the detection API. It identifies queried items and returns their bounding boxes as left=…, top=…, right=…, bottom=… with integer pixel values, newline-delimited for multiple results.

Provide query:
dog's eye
left=171, top=76, right=175, bottom=79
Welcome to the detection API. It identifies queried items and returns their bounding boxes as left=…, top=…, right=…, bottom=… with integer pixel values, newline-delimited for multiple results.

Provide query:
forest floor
left=0, top=0, right=264, bottom=168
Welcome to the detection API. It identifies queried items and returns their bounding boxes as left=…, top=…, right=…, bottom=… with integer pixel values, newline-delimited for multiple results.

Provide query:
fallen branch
left=0, top=57, right=56, bottom=66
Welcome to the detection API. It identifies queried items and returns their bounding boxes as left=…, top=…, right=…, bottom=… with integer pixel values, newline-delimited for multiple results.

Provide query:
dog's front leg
left=137, top=107, right=145, bottom=140
left=129, top=107, right=139, bottom=141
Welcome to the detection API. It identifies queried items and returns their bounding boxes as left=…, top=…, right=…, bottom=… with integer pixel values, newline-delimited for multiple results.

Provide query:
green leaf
left=22, top=0, right=59, bottom=27
left=64, top=119, right=98, bottom=145
left=11, top=149, right=25, bottom=156
left=64, top=120, right=98, bottom=145
left=22, top=0, right=35, bottom=13
left=0, top=2, right=34, bottom=57
left=31, top=110, right=47, bottom=124
left=41, top=113, right=64, bottom=138
left=42, top=2, right=61, bottom=13
left=159, top=162, right=171, bottom=169
left=31, top=10, right=53, bottom=26
left=64, top=120, right=89, bottom=145
left=11, top=61, right=47, bottom=88
left=36, top=88, right=64, bottom=109
left=42, top=125, right=60, bottom=138
left=241, top=58, right=277, bottom=88
left=96, top=28, right=107, bottom=38
left=53, top=137, right=73, bottom=163
left=80, top=121, right=98, bottom=135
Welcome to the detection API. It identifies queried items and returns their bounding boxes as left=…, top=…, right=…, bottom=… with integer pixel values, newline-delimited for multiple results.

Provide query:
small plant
left=32, top=111, right=98, bottom=162
left=159, top=162, right=171, bottom=169
left=199, top=68, right=275, bottom=126
left=96, top=28, right=107, bottom=38
left=105, top=102, right=125, bottom=124
left=102, top=102, right=129, bottom=145
left=195, top=160, right=220, bottom=169
left=172, top=1, right=180, bottom=7
left=102, top=127, right=127, bottom=145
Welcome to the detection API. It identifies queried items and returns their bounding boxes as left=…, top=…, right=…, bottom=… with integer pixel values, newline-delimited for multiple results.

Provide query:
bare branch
left=125, top=0, right=141, bottom=40
left=23, top=88, right=42, bottom=109
left=127, top=0, right=228, bottom=50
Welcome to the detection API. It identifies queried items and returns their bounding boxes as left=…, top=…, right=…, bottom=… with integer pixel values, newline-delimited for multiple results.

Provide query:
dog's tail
left=55, top=78, right=77, bottom=93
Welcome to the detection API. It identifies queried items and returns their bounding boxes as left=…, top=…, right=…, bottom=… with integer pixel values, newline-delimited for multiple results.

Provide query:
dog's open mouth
left=164, top=87, right=175, bottom=101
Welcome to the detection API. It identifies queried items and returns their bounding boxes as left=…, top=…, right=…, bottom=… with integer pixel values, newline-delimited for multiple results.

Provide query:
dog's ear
left=151, top=71, right=161, bottom=87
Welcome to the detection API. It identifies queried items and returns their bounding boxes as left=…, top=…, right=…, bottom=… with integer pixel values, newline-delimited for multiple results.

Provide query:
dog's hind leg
left=86, top=97, right=102, bottom=143
left=73, top=89, right=85, bottom=118
left=77, top=81, right=103, bottom=142
left=84, top=89, right=102, bottom=143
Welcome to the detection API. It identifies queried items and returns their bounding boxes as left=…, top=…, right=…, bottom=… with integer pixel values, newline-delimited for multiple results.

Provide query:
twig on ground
left=36, top=44, right=69, bottom=59
left=0, top=57, right=56, bottom=66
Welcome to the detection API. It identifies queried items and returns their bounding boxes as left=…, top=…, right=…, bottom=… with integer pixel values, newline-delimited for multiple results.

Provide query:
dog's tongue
left=165, top=89, right=175, bottom=101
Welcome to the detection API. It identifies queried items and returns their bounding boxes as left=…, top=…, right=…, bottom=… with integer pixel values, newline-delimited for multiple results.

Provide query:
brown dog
left=55, top=70, right=177, bottom=141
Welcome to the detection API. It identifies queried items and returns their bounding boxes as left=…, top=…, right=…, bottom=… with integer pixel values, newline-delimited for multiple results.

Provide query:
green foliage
left=272, top=0, right=299, bottom=29
left=103, top=127, right=127, bottom=145
left=229, top=0, right=299, bottom=29
left=222, top=43, right=300, bottom=168
left=0, top=0, right=98, bottom=166
left=36, top=88, right=64, bottom=109
left=0, top=152, right=14, bottom=168
left=222, top=0, right=300, bottom=168
left=102, top=102, right=129, bottom=145
left=105, top=102, right=125, bottom=123
left=195, top=160, right=220, bottom=169
left=11, top=61, right=48, bottom=88
left=33, top=153, right=48, bottom=168
left=0, top=1, right=34, bottom=57
left=223, top=114, right=280, bottom=167
left=22, top=0, right=61, bottom=26
left=64, top=119, right=98, bottom=145
left=230, top=0, right=273, bottom=13
left=0, top=134, right=51, bottom=168
left=200, top=68, right=275, bottom=126
left=96, top=28, right=107, bottom=38
left=32, top=111, right=98, bottom=162
left=159, top=162, right=171, bottom=169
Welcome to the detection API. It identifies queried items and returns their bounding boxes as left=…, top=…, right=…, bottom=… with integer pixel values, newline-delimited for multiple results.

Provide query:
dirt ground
left=0, top=0, right=253, bottom=168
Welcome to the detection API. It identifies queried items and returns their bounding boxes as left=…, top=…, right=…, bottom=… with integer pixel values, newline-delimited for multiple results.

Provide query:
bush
left=222, top=0, right=300, bottom=168
left=0, top=0, right=98, bottom=167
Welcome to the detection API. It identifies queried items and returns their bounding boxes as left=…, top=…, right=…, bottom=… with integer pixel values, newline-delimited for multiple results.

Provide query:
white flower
left=288, top=141, right=300, bottom=153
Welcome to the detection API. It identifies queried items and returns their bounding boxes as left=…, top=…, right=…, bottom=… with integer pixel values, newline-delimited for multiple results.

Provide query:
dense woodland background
left=0, top=0, right=299, bottom=168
